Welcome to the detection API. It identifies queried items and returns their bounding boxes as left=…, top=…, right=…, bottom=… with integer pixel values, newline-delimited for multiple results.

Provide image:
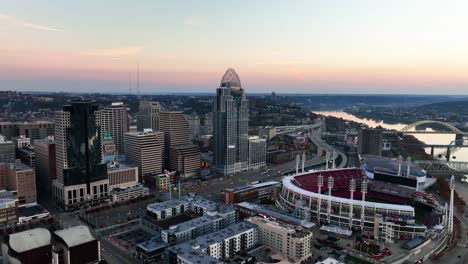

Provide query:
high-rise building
left=186, top=115, right=200, bottom=141
left=213, top=68, right=249, bottom=175
left=159, top=111, right=190, bottom=167
left=248, top=136, right=267, bottom=170
left=34, top=137, right=56, bottom=195
left=124, top=130, right=164, bottom=179
left=0, top=136, right=15, bottom=163
left=169, top=144, right=200, bottom=178
left=52, top=100, right=108, bottom=210
left=96, top=102, right=129, bottom=156
left=137, top=101, right=160, bottom=132
left=358, top=128, right=383, bottom=156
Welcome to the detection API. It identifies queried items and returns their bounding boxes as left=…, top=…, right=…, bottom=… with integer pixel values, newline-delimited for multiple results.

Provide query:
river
left=314, top=111, right=468, bottom=162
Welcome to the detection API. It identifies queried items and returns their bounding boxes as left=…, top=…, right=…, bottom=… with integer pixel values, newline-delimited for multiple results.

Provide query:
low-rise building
left=223, top=181, right=280, bottom=205
left=18, top=204, right=50, bottom=224
left=0, top=191, right=18, bottom=226
left=110, top=184, right=149, bottom=202
left=107, top=162, right=139, bottom=189
left=167, top=221, right=258, bottom=264
left=52, top=225, right=100, bottom=264
left=236, top=202, right=315, bottom=230
left=2, top=228, right=52, bottom=264
left=246, top=216, right=313, bottom=263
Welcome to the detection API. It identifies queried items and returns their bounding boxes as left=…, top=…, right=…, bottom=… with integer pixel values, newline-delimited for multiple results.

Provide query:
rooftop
left=236, top=202, right=315, bottom=229
left=54, top=225, right=95, bottom=248
left=111, top=184, right=148, bottom=194
left=361, top=155, right=426, bottom=177
left=8, top=228, right=50, bottom=253
left=226, top=181, right=280, bottom=194
left=165, top=215, right=223, bottom=235
left=136, top=236, right=168, bottom=252
left=107, top=162, right=137, bottom=171
left=168, top=222, right=256, bottom=264
left=18, top=204, right=49, bottom=217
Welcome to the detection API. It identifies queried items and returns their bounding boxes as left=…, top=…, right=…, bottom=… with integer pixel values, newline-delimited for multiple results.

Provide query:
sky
left=2, top=0, right=468, bottom=94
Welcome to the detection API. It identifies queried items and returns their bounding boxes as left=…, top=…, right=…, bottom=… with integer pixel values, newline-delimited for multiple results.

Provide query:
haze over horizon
left=3, top=0, right=468, bottom=94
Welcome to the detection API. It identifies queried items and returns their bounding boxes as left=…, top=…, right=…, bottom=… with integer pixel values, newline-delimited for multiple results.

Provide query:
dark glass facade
left=62, top=100, right=107, bottom=190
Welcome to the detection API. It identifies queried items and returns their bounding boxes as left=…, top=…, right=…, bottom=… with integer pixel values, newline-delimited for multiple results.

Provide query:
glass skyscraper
left=213, top=68, right=249, bottom=175
left=53, top=100, right=108, bottom=210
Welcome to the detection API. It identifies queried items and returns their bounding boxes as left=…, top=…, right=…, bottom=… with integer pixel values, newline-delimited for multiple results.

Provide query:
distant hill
left=416, top=100, right=468, bottom=114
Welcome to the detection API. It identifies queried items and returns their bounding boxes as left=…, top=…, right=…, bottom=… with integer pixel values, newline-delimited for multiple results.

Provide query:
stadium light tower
left=296, top=154, right=300, bottom=174
left=327, top=176, right=334, bottom=223
left=302, top=152, right=306, bottom=173
left=325, top=152, right=329, bottom=171
left=448, top=175, right=455, bottom=233
left=349, top=178, right=356, bottom=229
left=406, top=156, right=412, bottom=176
left=397, top=156, right=403, bottom=176
left=360, top=180, right=368, bottom=230
left=317, top=174, right=324, bottom=223
left=332, top=151, right=336, bottom=170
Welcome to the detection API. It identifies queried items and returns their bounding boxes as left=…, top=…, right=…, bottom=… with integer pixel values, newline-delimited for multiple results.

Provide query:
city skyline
left=3, top=1, right=468, bottom=94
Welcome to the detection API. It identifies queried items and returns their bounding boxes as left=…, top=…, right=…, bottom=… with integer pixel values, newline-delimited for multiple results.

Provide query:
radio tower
left=360, top=179, right=368, bottom=230
left=317, top=174, right=323, bottom=223
left=136, top=63, right=141, bottom=98
left=448, top=175, right=455, bottom=233
left=327, top=176, right=334, bottom=223
left=349, top=178, right=356, bottom=229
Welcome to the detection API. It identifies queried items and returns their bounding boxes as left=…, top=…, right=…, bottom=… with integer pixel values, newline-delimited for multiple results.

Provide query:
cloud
left=0, top=13, right=64, bottom=32
left=80, top=46, right=144, bottom=57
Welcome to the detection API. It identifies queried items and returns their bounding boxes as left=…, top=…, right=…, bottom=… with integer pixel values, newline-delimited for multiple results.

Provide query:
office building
left=107, top=162, right=139, bottom=189
left=213, top=68, right=249, bottom=175
left=16, top=147, right=35, bottom=168
left=124, top=130, right=165, bottom=178
left=248, top=136, right=266, bottom=170
left=0, top=121, right=54, bottom=141
left=12, top=135, right=31, bottom=148
left=96, top=102, right=129, bottom=155
left=1, top=228, right=52, bottom=264
left=246, top=216, right=313, bottom=262
left=52, top=100, right=109, bottom=210
left=0, top=136, right=15, bottom=163
left=159, top=111, right=190, bottom=167
left=200, top=112, right=213, bottom=135
left=186, top=115, right=200, bottom=141
left=223, top=181, right=280, bottom=205
left=34, top=137, right=56, bottom=195
left=358, top=128, right=383, bottom=156
left=137, top=100, right=160, bottom=132
left=52, top=225, right=101, bottom=264
left=169, top=144, right=200, bottom=178
left=167, top=222, right=258, bottom=264
left=0, top=161, right=37, bottom=205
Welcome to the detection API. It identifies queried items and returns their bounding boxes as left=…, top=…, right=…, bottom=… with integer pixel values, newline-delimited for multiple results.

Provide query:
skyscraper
left=137, top=101, right=160, bottom=132
left=52, top=100, right=108, bottom=210
left=213, top=68, right=249, bottom=175
left=124, top=130, right=164, bottom=179
left=159, top=111, right=191, bottom=167
left=34, top=137, right=56, bottom=195
left=96, top=102, right=129, bottom=156
left=358, top=128, right=383, bottom=156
